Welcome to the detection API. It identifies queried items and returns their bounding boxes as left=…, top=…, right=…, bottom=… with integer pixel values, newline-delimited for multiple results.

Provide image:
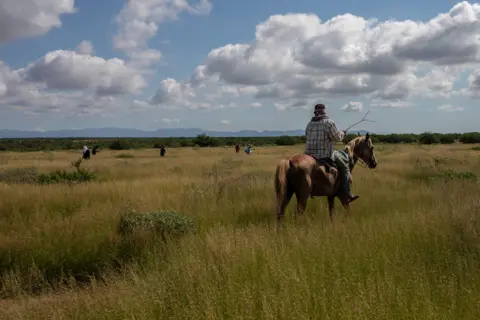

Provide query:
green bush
left=37, top=158, right=96, bottom=184
left=118, top=210, right=196, bottom=241
left=439, top=134, right=456, bottom=144
left=37, top=169, right=95, bottom=184
left=442, top=170, right=477, bottom=182
left=192, top=134, right=219, bottom=147
left=109, top=140, right=130, bottom=150
left=459, top=132, right=480, bottom=144
left=419, top=132, right=439, bottom=145
left=275, top=135, right=297, bottom=146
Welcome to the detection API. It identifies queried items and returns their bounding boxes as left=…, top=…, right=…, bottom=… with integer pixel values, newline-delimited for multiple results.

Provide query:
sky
left=0, top=0, right=479, bottom=134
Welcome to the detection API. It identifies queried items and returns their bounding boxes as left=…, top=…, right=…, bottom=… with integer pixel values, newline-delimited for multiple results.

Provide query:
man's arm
left=305, top=122, right=312, bottom=137
left=326, top=120, right=345, bottom=142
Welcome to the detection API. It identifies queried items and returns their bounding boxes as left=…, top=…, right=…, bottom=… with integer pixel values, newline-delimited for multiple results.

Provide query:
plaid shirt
left=304, top=118, right=345, bottom=159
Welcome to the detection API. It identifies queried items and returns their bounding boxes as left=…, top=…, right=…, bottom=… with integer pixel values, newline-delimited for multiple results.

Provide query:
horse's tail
left=275, top=159, right=291, bottom=206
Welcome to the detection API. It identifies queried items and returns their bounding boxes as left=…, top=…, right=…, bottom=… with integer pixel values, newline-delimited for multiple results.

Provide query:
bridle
left=347, top=139, right=375, bottom=171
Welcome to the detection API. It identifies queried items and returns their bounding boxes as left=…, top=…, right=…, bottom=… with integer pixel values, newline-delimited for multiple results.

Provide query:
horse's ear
left=366, top=132, right=370, bottom=139
left=357, top=132, right=361, bottom=136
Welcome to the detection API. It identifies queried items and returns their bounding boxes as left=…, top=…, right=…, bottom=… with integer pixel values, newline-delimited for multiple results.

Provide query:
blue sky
left=0, top=0, right=478, bottom=133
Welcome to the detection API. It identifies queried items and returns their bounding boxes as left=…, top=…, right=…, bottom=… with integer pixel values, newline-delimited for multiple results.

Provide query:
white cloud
left=341, top=101, right=363, bottom=112
left=370, top=101, right=413, bottom=108
left=0, top=0, right=76, bottom=43
left=3, top=1, right=480, bottom=123
left=150, top=77, right=241, bottom=110
left=438, top=104, right=465, bottom=112
left=0, top=62, right=13, bottom=98
left=153, top=2, right=480, bottom=110
left=21, top=50, right=146, bottom=95
left=220, top=119, right=230, bottom=125
left=161, top=118, right=180, bottom=124
left=467, top=69, right=480, bottom=98
left=113, top=0, right=212, bottom=67
left=127, top=49, right=162, bottom=69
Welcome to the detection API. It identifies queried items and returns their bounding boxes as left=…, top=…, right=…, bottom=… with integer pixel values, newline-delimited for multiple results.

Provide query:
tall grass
left=0, top=144, right=479, bottom=319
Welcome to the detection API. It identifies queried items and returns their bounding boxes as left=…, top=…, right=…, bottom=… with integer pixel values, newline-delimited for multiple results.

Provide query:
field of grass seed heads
left=0, top=143, right=479, bottom=319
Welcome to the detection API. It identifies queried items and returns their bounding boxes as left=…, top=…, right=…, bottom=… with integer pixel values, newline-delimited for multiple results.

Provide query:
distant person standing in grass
left=160, top=145, right=166, bottom=157
left=82, top=145, right=90, bottom=160
left=304, top=103, right=359, bottom=203
left=245, top=144, right=252, bottom=155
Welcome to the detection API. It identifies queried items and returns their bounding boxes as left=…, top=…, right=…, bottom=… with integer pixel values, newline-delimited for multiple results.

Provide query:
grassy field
left=0, top=143, right=479, bottom=319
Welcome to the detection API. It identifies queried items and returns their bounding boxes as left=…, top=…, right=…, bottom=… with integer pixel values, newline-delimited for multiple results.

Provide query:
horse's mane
left=344, top=136, right=364, bottom=159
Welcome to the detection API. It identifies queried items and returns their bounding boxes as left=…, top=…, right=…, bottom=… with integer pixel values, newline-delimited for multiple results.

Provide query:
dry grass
left=0, top=144, right=480, bottom=319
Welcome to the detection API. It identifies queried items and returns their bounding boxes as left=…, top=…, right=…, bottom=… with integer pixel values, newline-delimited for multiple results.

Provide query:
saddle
left=310, top=157, right=338, bottom=198
left=313, top=157, right=337, bottom=174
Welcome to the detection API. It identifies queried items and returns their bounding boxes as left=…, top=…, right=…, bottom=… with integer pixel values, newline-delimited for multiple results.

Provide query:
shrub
left=193, top=134, right=219, bottom=147
left=442, top=170, right=477, bottom=182
left=37, top=169, right=95, bottom=184
left=118, top=210, right=195, bottom=242
left=459, top=132, right=480, bottom=144
left=109, top=140, right=130, bottom=150
left=37, top=158, right=96, bottom=184
left=439, top=135, right=456, bottom=144
left=411, top=169, right=477, bottom=183
left=419, top=132, right=439, bottom=145
left=275, top=135, right=297, bottom=146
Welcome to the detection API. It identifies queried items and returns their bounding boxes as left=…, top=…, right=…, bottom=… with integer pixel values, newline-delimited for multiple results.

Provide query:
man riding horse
left=304, top=103, right=359, bottom=204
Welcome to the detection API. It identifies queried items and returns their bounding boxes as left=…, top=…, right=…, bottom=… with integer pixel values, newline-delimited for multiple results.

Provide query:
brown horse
left=274, top=133, right=377, bottom=222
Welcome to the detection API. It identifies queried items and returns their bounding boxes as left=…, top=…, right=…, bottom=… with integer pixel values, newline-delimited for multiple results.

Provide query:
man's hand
left=348, top=173, right=353, bottom=184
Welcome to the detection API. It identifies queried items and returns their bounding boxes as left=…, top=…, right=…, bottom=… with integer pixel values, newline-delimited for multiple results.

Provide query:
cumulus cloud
left=0, top=0, right=76, bottom=43
left=370, top=101, right=413, bottom=108
left=438, top=104, right=465, bottom=112
left=0, top=0, right=214, bottom=117
left=467, top=69, right=480, bottom=98
left=0, top=63, right=11, bottom=98
left=150, top=77, right=240, bottom=110
left=341, top=101, right=363, bottom=112
left=4, top=1, right=480, bottom=121
left=220, top=119, right=230, bottom=125
left=114, top=0, right=212, bottom=67
left=152, top=1, right=480, bottom=110
left=21, top=50, right=146, bottom=95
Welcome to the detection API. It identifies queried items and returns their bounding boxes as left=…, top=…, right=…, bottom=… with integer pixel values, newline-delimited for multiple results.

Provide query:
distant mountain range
left=0, top=128, right=374, bottom=138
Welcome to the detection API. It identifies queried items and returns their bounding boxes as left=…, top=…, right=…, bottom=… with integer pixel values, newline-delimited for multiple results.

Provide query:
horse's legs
left=328, top=196, right=335, bottom=221
left=277, top=188, right=294, bottom=222
left=294, top=174, right=311, bottom=220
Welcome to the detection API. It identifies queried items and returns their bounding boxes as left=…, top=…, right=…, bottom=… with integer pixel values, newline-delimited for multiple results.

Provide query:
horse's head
left=348, top=133, right=377, bottom=169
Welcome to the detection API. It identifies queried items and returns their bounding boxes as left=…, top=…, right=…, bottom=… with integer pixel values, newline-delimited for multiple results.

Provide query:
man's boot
left=348, top=194, right=360, bottom=203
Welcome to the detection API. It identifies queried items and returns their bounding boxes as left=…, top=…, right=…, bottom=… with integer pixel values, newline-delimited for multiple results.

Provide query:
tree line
left=0, top=132, right=479, bottom=152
